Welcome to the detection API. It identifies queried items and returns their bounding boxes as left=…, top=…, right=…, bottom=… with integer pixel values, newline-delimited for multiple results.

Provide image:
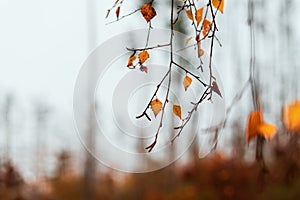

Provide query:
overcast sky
left=1, top=0, right=299, bottom=179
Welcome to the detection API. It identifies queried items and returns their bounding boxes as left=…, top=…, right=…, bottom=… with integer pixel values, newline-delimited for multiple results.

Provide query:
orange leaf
left=199, top=49, right=204, bottom=57
left=202, top=19, right=211, bottom=37
left=141, top=4, right=157, bottom=22
left=257, top=123, right=277, bottom=140
left=195, top=35, right=203, bottom=57
left=282, top=100, right=300, bottom=133
left=212, top=0, right=224, bottom=14
left=195, top=36, right=204, bottom=57
left=138, top=51, right=149, bottom=64
left=246, top=110, right=263, bottom=142
left=150, top=98, right=162, bottom=117
left=183, top=75, right=192, bottom=91
left=196, top=7, right=204, bottom=26
left=173, top=104, right=182, bottom=119
left=116, top=7, right=120, bottom=19
left=127, top=54, right=136, bottom=68
left=185, top=9, right=194, bottom=21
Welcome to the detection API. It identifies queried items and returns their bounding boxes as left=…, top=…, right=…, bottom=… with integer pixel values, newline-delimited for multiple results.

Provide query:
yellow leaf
left=257, top=123, right=277, bottom=140
left=183, top=75, right=192, bottom=91
left=150, top=98, right=162, bottom=117
left=116, top=6, right=120, bottom=19
left=127, top=54, right=136, bottom=68
left=246, top=110, right=263, bottom=142
left=282, top=100, right=300, bottom=133
left=196, top=7, right=204, bottom=26
left=141, top=4, right=157, bottom=22
left=185, top=9, right=194, bottom=21
left=212, top=0, right=224, bottom=14
left=173, top=104, right=182, bottom=119
left=138, top=51, right=149, bottom=64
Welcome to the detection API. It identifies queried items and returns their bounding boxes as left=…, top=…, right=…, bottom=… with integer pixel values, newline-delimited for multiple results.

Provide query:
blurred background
left=0, top=0, right=300, bottom=199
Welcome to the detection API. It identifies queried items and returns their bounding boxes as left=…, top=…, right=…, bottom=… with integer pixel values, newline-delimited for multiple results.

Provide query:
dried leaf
left=183, top=75, right=192, bottom=91
left=140, top=65, right=148, bottom=73
left=199, top=49, right=204, bottom=57
left=173, top=104, right=182, bottom=119
left=141, top=4, right=157, bottom=22
left=185, top=36, right=193, bottom=44
left=195, top=37, right=204, bottom=57
left=116, top=6, right=120, bottom=19
left=196, top=7, right=204, bottom=26
left=150, top=98, right=162, bottom=117
left=185, top=9, right=194, bottom=21
left=212, top=0, right=224, bottom=14
left=127, top=54, right=136, bottom=68
left=138, top=51, right=149, bottom=64
left=246, top=110, right=263, bottom=142
left=282, top=100, right=300, bottom=133
left=202, top=19, right=211, bottom=37
left=257, top=123, right=277, bottom=140
left=212, top=81, right=222, bottom=98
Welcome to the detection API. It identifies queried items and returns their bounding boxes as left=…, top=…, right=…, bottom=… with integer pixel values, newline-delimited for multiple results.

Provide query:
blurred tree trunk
left=83, top=107, right=96, bottom=200
left=83, top=0, right=98, bottom=199
left=3, top=94, right=13, bottom=162
left=34, top=103, right=49, bottom=180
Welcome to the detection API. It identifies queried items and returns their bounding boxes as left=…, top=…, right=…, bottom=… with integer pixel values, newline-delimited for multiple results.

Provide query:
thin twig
left=127, top=43, right=171, bottom=52
left=145, top=0, right=176, bottom=152
left=172, top=61, right=208, bottom=87
left=106, top=8, right=141, bottom=25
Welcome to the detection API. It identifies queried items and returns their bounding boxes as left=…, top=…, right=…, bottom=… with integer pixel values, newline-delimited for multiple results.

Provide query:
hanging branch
left=106, top=0, right=224, bottom=152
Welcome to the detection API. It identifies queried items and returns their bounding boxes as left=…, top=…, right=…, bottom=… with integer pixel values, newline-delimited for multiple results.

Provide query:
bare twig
left=106, top=8, right=141, bottom=25
left=127, top=43, right=171, bottom=52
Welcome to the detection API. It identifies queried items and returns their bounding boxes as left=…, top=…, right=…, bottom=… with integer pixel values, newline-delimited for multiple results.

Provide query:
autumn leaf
left=199, top=49, right=204, bottom=57
left=173, top=104, right=182, bottom=119
left=185, top=9, right=194, bottom=21
left=246, top=110, right=263, bottom=142
left=246, top=110, right=277, bottom=142
left=196, top=7, right=204, bottom=26
left=195, top=35, right=204, bottom=57
left=138, top=51, right=149, bottom=64
left=139, top=65, right=148, bottom=73
left=150, top=98, right=162, bottom=117
left=282, top=100, right=300, bottom=133
left=212, top=81, right=222, bottom=98
left=183, top=75, right=192, bottom=91
left=185, top=36, right=193, bottom=44
left=127, top=54, right=136, bottom=68
left=116, top=7, right=120, bottom=19
left=212, top=0, right=224, bottom=14
left=257, top=123, right=277, bottom=140
left=141, top=4, right=157, bottom=22
left=202, top=19, right=211, bottom=37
